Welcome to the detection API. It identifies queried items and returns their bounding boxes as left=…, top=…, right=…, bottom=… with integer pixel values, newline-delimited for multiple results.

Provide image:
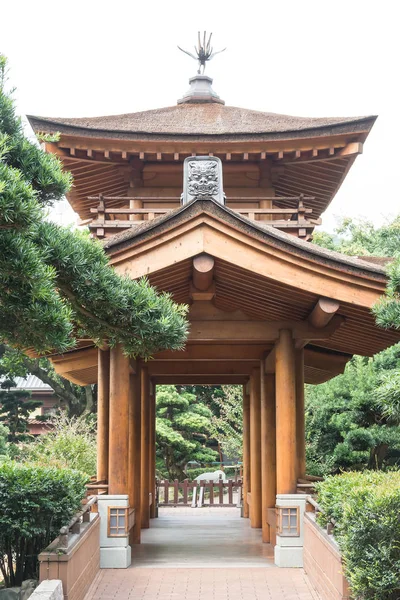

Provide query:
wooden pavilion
left=28, top=74, right=400, bottom=567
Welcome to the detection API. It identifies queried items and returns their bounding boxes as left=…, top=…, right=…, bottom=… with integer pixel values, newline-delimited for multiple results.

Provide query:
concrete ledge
left=29, top=581, right=63, bottom=600
left=39, top=515, right=100, bottom=600
left=303, top=513, right=351, bottom=600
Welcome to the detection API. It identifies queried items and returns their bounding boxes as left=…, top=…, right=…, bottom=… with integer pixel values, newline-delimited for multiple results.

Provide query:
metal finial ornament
left=178, top=31, right=226, bottom=75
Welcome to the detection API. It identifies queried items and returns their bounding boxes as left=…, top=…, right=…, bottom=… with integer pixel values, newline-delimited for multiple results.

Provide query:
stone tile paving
left=86, top=567, right=321, bottom=600
left=85, top=507, right=321, bottom=600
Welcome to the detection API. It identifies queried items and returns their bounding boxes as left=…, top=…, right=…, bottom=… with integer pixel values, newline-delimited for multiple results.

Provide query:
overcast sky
left=2, top=0, right=399, bottom=231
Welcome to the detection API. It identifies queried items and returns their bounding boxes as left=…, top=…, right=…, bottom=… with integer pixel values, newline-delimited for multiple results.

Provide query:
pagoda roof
left=28, top=104, right=375, bottom=142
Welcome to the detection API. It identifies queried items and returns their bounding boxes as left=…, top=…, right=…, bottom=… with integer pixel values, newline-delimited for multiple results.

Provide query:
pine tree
left=156, top=386, right=217, bottom=480
left=0, top=55, right=188, bottom=357
left=0, top=380, right=42, bottom=442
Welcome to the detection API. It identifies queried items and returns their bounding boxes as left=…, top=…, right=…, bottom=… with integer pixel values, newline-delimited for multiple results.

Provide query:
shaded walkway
left=86, top=508, right=321, bottom=600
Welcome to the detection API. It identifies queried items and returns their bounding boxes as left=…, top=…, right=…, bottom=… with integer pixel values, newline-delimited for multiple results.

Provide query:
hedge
left=316, top=471, right=400, bottom=600
left=0, top=461, right=87, bottom=587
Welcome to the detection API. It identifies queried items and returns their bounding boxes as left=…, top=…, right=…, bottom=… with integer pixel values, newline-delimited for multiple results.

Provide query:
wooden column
left=129, top=368, right=141, bottom=544
left=108, top=344, right=130, bottom=495
left=250, top=366, right=262, bottom=528
left=275, top=330, right=297, bottom=495
left=149, top=384, right=157, bottom=519
left=140, top=367, right=150, bottom=528
left=261, top=370, right=276, bottom=543
left=242, top=383, right=251, bottom=519
left=295, top=348, right=306, bottom=479
left=97, top=348, right=110, bottom=483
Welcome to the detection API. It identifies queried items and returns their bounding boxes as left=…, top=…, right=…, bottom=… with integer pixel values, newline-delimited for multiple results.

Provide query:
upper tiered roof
left=28, top=104, right=375, bottom=141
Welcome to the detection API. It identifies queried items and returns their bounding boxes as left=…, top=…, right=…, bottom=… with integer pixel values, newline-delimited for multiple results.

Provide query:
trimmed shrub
left=0, top=461, right=87, bottom=587
left=316, top=471, right=400, bottom=600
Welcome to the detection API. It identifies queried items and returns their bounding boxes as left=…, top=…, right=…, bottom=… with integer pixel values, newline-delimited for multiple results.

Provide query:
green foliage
left=316, top=471, right=400, bottom=600
left=17, top=413, right=96, bottom=476
left=0, top=423, right=9, bottom=456
left=209, top=385, right=243, bottom=461
left=0, top=379, right=42, bottom=442
left=0, top=54, right=188, bottom=357
left=0, top=461, right=87, bottom=587
left=156, top=385, right=217, bottom=479
left=313, top=215, right=400, bottom=330
left=306, top=347, right=400, bottom=476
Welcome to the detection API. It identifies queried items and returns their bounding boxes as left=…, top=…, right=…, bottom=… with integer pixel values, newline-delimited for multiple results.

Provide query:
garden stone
left=0, top=588, right=20, bottom=600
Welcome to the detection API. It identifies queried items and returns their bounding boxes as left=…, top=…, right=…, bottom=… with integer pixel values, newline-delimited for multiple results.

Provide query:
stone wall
left=303, top=512, right=351, bottom=600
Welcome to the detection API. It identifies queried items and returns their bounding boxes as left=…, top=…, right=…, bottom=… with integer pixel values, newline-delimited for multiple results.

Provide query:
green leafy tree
left=17, top=412, right=97, bottom=476
left=0, top=54, right=187, bottom=358
left=156, top=385, right=217, bottom=479
left=306, top=347, right=400, bottom=475
left=209, top=385, right=243, bottom=461
left=313, top=215, right=400, bottom=330
left=0, top=379, right=43, bottom=442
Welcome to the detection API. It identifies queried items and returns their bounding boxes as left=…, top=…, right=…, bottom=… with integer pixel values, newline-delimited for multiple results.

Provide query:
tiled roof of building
left=6, top=375, right=53, bottom=391
left=28, top=104, right=375, bottom=139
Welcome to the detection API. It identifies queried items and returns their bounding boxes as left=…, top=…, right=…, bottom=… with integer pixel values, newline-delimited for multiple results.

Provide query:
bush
left=17, top=412, right=96, bottom=476
left=0, top=461, right=87, bottom=587
left=316, top=471, right=400, bottom=600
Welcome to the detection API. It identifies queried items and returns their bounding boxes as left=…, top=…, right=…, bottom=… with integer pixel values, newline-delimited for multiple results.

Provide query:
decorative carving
left=182, top=156, right=225, bottom=205
left=187, top=160, right=219, bottom=197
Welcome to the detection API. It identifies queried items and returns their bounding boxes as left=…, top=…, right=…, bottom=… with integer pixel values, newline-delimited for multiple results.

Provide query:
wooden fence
left=157, top=479, right=242, bottom=508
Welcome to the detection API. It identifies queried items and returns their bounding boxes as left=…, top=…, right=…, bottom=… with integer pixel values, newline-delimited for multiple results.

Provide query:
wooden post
left=108, top=344, right=129, bottom=495
left=250, top=366, right=262, bottom=528
left=242, top=383, right=251, bottom=518
left=149, top=384, right=157, bottom=519
left=97, top=349, right=110, bottom=483
left=129, top=370, right=141, bottom=544
left=275, top=330, right=297, bottom=494
left=295, top=348, right=306, bottom=479
left=140, top=367, right=150, bottom=528
left=261, top=370, right=276, bottom=543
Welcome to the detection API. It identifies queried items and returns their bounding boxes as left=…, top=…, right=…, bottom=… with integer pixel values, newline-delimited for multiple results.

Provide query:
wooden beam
left=275, top=330, right=297, bottom=495
left=308, top=297, right=340, bottom=328
left=242, top=386, right=250, bottom=519
left=129, top=371, right=141, bottom=544
left=261, top=371, right=276, bottom=543
left=187, top=318, right=345, bottom=343
left=97, top=349, right=110, bottom=483
left=152, top=375, right=249, bottom=385
left=153, top=344, right=266, bottom=361
left=140, top=367, right=150, bottom=528
left=192, top=254, right=215, bottom=291
left=296, top=349, right=306, bottom=479
left=109, top=345, right=129, bottom=495
left=147, top=360, right=258, bottom=376
left=250, top=366, right=262, bottom=528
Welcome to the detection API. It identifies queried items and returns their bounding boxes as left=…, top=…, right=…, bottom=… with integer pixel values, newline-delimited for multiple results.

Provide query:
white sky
left=2, top=0, right=399, bottom=231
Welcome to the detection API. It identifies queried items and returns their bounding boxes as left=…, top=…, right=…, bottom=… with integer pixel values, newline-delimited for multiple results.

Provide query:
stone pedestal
left=98, top=495, right=131, bottom=568
left=274, top=494, right=306, bottom=568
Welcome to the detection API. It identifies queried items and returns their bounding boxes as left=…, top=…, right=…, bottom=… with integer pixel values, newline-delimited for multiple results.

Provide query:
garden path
left=85, top=507, right=321, bottom=600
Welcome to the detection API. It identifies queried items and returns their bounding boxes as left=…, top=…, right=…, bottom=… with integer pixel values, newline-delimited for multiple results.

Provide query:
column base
left=100, top=546, right=131, bottom=569
left=274, top=545, right=303, bottom=568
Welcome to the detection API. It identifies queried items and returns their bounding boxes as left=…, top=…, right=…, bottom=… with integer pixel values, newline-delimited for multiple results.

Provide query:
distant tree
left=156, top=385, right=217, bottom=480
left=209, top=385, right=243, bottom=461
left=0, top=379, right=42, bottom=442
left=0, top=54, right=187, bottom=358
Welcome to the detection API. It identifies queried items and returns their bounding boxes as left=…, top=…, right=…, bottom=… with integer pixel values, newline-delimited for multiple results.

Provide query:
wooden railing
left=87, top=195, right=319, bottom=239
left=158, top=478, right=242, bottom=508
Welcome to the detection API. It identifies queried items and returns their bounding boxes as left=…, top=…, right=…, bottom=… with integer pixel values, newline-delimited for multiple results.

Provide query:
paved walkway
left=86, top=508, right=321, bottom=600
